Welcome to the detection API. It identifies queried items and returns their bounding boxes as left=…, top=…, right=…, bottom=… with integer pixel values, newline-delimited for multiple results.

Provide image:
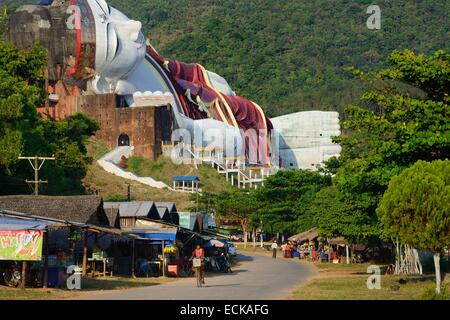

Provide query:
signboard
left=0, top=230, right=43, bottom=261
left=179, top=212, right=194, bottom=230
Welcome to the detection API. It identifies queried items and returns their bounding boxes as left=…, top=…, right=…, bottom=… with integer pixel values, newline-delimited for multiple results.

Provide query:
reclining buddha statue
left=6, top=0, right=341, bottom=168
left=6, top=0, right=273, bottom=164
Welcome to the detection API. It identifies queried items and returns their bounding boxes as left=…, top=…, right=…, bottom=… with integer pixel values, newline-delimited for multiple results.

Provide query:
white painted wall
left=271, top=111, right=342, bottom=170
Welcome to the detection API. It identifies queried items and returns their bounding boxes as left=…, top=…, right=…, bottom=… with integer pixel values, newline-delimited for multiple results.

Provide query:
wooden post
left=21, top=261, right=27, bottom=289
left=346, top=245, right=350, bottom=264
left=162, top=240, right=166, bottom=277
left=82, top=231, right=88, bottom=277
left=131, top=239, right=136, bottom=278
left=43, top=231, right=49, bottom=288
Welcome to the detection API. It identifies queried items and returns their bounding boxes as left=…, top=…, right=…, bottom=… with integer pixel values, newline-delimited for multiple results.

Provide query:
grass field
left=126, top=155, right=233, bottom=194
left=291, top=262, right=450, bottom=300
left=233, top=243, right=450, bottom=300
left=82, top=139, right=194, bottom=210
left=82, top=139, right=233, bottom=210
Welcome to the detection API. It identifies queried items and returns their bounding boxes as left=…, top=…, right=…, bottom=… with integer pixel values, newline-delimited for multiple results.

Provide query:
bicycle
left=192, top=258, right=204, bottom=288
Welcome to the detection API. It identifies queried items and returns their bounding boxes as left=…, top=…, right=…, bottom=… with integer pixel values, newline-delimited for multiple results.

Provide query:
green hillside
left=107, top=0, right=450, bottom=116
left=3, top=0, right=449, bottom=116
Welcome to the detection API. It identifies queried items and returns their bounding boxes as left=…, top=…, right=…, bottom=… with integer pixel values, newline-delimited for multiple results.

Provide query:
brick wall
left=44, top=82, right=172, bottom=161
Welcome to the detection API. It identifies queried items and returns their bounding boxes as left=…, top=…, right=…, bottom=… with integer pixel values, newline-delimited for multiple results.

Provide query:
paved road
left=73, top=253, right=316, bottom=300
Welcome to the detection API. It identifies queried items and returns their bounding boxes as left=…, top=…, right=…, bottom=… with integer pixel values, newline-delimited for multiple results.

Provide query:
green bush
left=421, top=284, right=450, bottom=300
left=126, top=156, right=145, bottom=173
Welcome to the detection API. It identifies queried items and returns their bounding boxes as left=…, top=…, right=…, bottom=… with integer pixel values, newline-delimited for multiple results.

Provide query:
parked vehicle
left=0, top=261, right=22, bottom=287
left=227, top=243, right=237, bottom=256
left=353, top=248, right=373, bottom=263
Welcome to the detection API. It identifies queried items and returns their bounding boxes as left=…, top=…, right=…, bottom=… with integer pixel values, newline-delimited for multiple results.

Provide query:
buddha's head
left=87, top=0, right=146, bottom=81
left=6, top=0, right=146, bottom=87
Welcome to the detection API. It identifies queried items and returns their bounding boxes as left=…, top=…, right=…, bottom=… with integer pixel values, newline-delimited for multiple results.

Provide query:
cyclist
left=191, top=244, right=206, bottom=284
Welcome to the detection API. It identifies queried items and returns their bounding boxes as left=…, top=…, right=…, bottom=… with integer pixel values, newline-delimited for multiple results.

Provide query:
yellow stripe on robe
left=249, top=101, right=268, bottom=130
left=199, top=64, right=238, bottom=129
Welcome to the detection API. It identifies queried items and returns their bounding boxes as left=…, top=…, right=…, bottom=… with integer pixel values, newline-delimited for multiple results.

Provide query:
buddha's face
left=86, top=0, right=146, bottom=81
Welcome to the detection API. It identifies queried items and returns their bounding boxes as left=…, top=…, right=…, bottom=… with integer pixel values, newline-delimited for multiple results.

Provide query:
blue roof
left=0, top=216, right=54, bottom=231
left=133, top=232, right=176, bottom=245
left=172, top=176, right=199, bottom=182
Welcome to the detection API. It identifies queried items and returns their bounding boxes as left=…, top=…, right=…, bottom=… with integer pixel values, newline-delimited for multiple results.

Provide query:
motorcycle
left=215, top=254, right=231, bottom=273
left=0, top=261, right=22, bottom=287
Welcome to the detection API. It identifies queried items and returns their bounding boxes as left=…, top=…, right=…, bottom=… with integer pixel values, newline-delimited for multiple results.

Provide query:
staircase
left=98, top=146, right=172, bottom=190
left=164, top=141, right=277, bottom=189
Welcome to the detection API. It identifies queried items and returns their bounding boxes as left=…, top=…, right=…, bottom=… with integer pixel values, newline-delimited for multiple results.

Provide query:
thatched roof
left=328, top=237, right=347, bottom=245
left=0, top=195, right=109, bottom=226
left=289, top=228, right=319, bottom=242
left=156, top=202, right=179, bottom=225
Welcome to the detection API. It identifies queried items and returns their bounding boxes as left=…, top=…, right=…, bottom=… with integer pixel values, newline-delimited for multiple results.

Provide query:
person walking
left=271, top=241, right=278, bottom=259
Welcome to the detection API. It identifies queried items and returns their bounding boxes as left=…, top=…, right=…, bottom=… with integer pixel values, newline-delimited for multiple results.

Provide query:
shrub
left=421, top=284, right=450, bottom=300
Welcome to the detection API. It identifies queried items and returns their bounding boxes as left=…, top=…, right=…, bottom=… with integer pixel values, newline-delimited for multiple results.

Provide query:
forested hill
left=5, top=0, right=450, bottom=116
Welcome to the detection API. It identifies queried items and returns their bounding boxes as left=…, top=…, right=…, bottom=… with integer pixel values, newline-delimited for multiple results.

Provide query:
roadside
left=0, top=255, right=242, bottom=300
left=234, top=242, right=450, bottom=300
left=291, top=262, right=450, bottom=300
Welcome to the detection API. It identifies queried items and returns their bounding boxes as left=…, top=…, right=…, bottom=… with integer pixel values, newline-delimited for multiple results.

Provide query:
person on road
left=271, top=241, right=278, bottom=258
left=283, top=242, right=292, bottom=258
left=191, top=244, right=206, bottom=284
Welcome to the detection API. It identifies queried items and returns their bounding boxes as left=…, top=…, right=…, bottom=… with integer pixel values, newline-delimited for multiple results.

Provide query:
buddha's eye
left=106, top=23, right=119, bottom=61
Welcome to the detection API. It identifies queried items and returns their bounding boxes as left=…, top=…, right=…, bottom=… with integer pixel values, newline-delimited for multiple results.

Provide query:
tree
left=310, top=186, right=381, bottom=244
left=254, top=170, right=331, bottom=235
left=327, top=49, right=450, bottom=242
left=213, top=189, right=259, bottom=248
left=0, top=40, right=46, bottom=173
left=0, top=40, right=99, bottom=194
left=377, top=160, right=450, bottom=294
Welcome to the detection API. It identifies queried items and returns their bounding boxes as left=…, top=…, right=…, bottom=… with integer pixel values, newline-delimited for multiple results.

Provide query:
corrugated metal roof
left=104, top=201, right=156, bottom=217
left=156, top=207, right=169, bottom=219
left=0, top=216, right=56, bottom=230
left=155, top=202, right=177, bottom=214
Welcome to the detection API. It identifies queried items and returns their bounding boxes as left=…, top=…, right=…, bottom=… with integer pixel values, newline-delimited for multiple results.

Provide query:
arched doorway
left=118, top=133, right=130, bottom=146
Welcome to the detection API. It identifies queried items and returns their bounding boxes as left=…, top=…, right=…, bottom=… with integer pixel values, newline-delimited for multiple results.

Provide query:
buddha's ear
left=113, top=20, right=142, bottom=42
left=90, top=75, right=111, bottom=94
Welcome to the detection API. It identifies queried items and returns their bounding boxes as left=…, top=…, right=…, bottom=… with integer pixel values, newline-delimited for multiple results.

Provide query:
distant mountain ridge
left=6, top=0, right=450, bottom=116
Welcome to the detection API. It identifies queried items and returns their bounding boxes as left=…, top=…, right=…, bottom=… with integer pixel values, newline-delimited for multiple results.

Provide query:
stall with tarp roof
left=120, top=218, right=179, bottom=277
left=0, top=209, right=130, bottom=287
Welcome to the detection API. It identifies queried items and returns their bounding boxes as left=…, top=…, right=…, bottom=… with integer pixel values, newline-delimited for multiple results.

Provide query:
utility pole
left=18, top=155, right=55, bottom=195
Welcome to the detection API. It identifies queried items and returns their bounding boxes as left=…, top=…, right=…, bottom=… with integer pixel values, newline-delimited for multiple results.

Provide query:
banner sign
left=0, top=230, right=44, bottom=261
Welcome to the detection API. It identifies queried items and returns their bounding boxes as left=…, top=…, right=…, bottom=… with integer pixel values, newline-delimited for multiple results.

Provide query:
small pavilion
left=172, top=176, right=200, bottom=193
